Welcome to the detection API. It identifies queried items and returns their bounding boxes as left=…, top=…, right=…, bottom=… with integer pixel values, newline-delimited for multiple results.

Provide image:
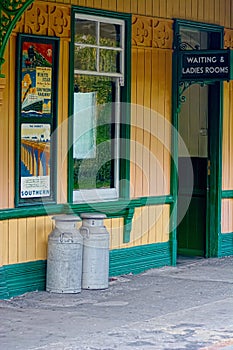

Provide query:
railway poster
left=16, top=34, right=59, bottom=205
left=21, top=41, right=53, bottom=118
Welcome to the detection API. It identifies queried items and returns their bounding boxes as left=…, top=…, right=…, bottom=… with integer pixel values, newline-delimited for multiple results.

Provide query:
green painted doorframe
left=0, top=0, right=35, bottom=77
left=173, top=20, right=223, bottom=258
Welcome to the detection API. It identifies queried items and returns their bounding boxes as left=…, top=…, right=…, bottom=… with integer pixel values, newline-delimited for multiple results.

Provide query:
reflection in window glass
left=73, top=75, right=115, bottom=190
left=100, top=23, right=121, bottom=47
left=74, top=46, right=96, bottom=71
left=99, top=49, right=120, bottom=73
left=75, top=19, right=97, bottom=45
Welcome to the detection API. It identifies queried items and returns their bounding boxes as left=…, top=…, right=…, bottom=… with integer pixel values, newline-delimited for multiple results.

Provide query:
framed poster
left=16, top=34, right=59, bottom=206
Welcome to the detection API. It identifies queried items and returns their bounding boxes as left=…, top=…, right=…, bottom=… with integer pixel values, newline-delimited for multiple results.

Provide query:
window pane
left=100, top=23, right=121, bottom=47
left=180, top=28, right=208, bottom=50
left=99, top=49, right=120, bottom=73
left=73, top=75, right=115, bottom=190
left=75, top=19, right=97, bottom=45
left=74, top=46, right=96, bottom=71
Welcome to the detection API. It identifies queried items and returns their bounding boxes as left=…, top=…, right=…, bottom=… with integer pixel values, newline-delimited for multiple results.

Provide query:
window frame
left=68, top=7, right=131, bottom=205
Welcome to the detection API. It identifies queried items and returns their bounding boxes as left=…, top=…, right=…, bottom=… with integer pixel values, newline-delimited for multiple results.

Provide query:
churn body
left=80, top=213, right=109, bottom=290
left=46, top=215, right=83, bottom=293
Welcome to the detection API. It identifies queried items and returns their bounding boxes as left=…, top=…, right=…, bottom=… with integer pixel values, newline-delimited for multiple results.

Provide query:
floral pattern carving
left=224, top=29, right=233, bottom=49
left=13, top=2, right=70, bottom=38
left=132, top=15, right=173, bottom=49
left=132, top=16, right=153, bottom=47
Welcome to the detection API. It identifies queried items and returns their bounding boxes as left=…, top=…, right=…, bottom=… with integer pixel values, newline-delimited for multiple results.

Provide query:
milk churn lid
left=80, top=213, right=107, bottom=220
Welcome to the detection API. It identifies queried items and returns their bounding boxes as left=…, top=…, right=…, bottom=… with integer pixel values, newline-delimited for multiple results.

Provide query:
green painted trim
left=0, top=195, right=174, bottom=221
left=219, top=233, right=233, bottom=257
left=109, top=241, right=172, bottom=276
left=123, top=207, right=134, bottom=243
left=0, top=0, right=35, bottom=77
left=0, top=242, right=172, bottom=299
left=68, top=7, right=132, bottom=205
left=174, top=19, right=224, bottom=34
left=0, top=260, right=46, bottom=299
left=222, top=190, right=233, bottom=198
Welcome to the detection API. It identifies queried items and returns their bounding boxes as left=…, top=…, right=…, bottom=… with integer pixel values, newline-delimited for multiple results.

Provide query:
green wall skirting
left=219, top=233, right=233, bottom=257
left=109, top=241, right=172, bottom=276
left=0, top=242, right=172, bottom=299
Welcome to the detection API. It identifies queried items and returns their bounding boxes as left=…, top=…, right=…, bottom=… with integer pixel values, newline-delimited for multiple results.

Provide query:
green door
left=177, top=84, right=209, bottom=257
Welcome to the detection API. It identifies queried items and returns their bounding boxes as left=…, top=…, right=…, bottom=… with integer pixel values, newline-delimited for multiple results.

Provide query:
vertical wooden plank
left=191, top=0, right=198, bottom=19
left=159, top=0, right=167, bottom=18
left=1, top=42, right=9, bottom=208
left=108, top=0, right=116, bottom=11
left=123, top=0, right=131, bottom=13
left=137, top=0, right=146, bottom=15
left=135, top=48, right=144, bottom=197
left=166, top=0, right=173, bottom=18
left=157, top=50, right=166, bottom=194
left=141, top=206, right=149, bottom=245
left=18, top=218, right=27, bottom=262
left=93, top=0, right=102, bottom=8
left=179, top=0, right=186, bottom=18
left=164, top=51, right=172, bottom=194
left=214, top=0, right=220, bottom=24
left=146, top=0, right=153, bottom=16
left=130, top=0, right=138, bottom=14
left=131, top=48, right=137, bottom=197
left=162, top=205, right=170, bottom=242
left=148, top=206, right=156, bottom=243
left=118, top=218, right=124, bottom=248
left=8, top=219, right=18, bottom=264
left=150, top=49, right=159, bottom=196
left=152, top=0, right=160, bottom=17
left=130, top=207, right=142, bottom=246
left=171, top=0, right=179, bottom=18
left=197, top=0, right=204, bottom=22
left=104, top=218, right=112, bottom=248
left=78, top=0, right=86, bottom=6
left=26, top=217, right=36, bottom=261
left=101, top=0, right=109, bottom=10
left=185, top=0, right=192, bottom=19
left=36, top=216, right=46, bottom=260
left=0, top=221, right=9, bottom=265
left=143, top=49, right=151, bottom=197
left=219, top=0, right=226, bottom=25
left=85, top=0, right=94, bottom=7
left=116, top=0, right=124, bottom=12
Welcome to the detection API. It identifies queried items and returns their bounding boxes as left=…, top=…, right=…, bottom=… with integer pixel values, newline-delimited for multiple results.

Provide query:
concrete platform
left=0, top=256, right=233, bottom=350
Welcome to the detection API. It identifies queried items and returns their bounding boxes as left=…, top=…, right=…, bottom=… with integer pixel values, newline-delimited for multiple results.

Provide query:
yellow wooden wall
left=1, top=0, right=233, bottom=267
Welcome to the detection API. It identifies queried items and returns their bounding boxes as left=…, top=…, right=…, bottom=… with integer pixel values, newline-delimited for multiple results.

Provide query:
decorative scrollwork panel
left=132, top=15, right=173, bottom=49
left=224, top=29, right=233, bottom=49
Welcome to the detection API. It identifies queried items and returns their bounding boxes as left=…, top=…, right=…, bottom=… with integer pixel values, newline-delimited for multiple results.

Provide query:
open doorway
left=176, top=23, right=223, bottom=258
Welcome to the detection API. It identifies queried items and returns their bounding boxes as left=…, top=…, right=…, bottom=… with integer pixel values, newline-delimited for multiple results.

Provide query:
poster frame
left=15, top=34, right=59, bottom=207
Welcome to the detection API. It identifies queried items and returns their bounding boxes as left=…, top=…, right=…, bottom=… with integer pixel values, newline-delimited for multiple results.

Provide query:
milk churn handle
left=59, top=232, right=73, bottom=243
left=81, top=227, right=90, bottom=238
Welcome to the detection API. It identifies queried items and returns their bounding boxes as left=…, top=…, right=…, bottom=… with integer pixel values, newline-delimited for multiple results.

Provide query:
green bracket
left=123, top=207, right=135, bottom=243
left=0, top=0, right=34, bottom=77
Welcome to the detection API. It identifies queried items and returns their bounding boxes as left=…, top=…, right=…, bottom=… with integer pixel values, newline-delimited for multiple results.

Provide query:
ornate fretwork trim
left=0, top=0, right=34, bottom=77
left=132, top=15, right=173, bottom=49
left=224, top=29, right=233, bottom=49
left=14, top=1, right=70, bottom=38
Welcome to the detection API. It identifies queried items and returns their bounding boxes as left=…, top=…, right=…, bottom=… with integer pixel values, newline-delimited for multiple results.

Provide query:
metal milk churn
left=80, top=213, right=109, bottom=290
left=46, top=215, right=83, bottom=293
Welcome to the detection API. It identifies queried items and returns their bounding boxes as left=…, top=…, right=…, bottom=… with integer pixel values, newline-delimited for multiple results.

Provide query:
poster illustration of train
left=21, top=41, right=53, bottom=118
